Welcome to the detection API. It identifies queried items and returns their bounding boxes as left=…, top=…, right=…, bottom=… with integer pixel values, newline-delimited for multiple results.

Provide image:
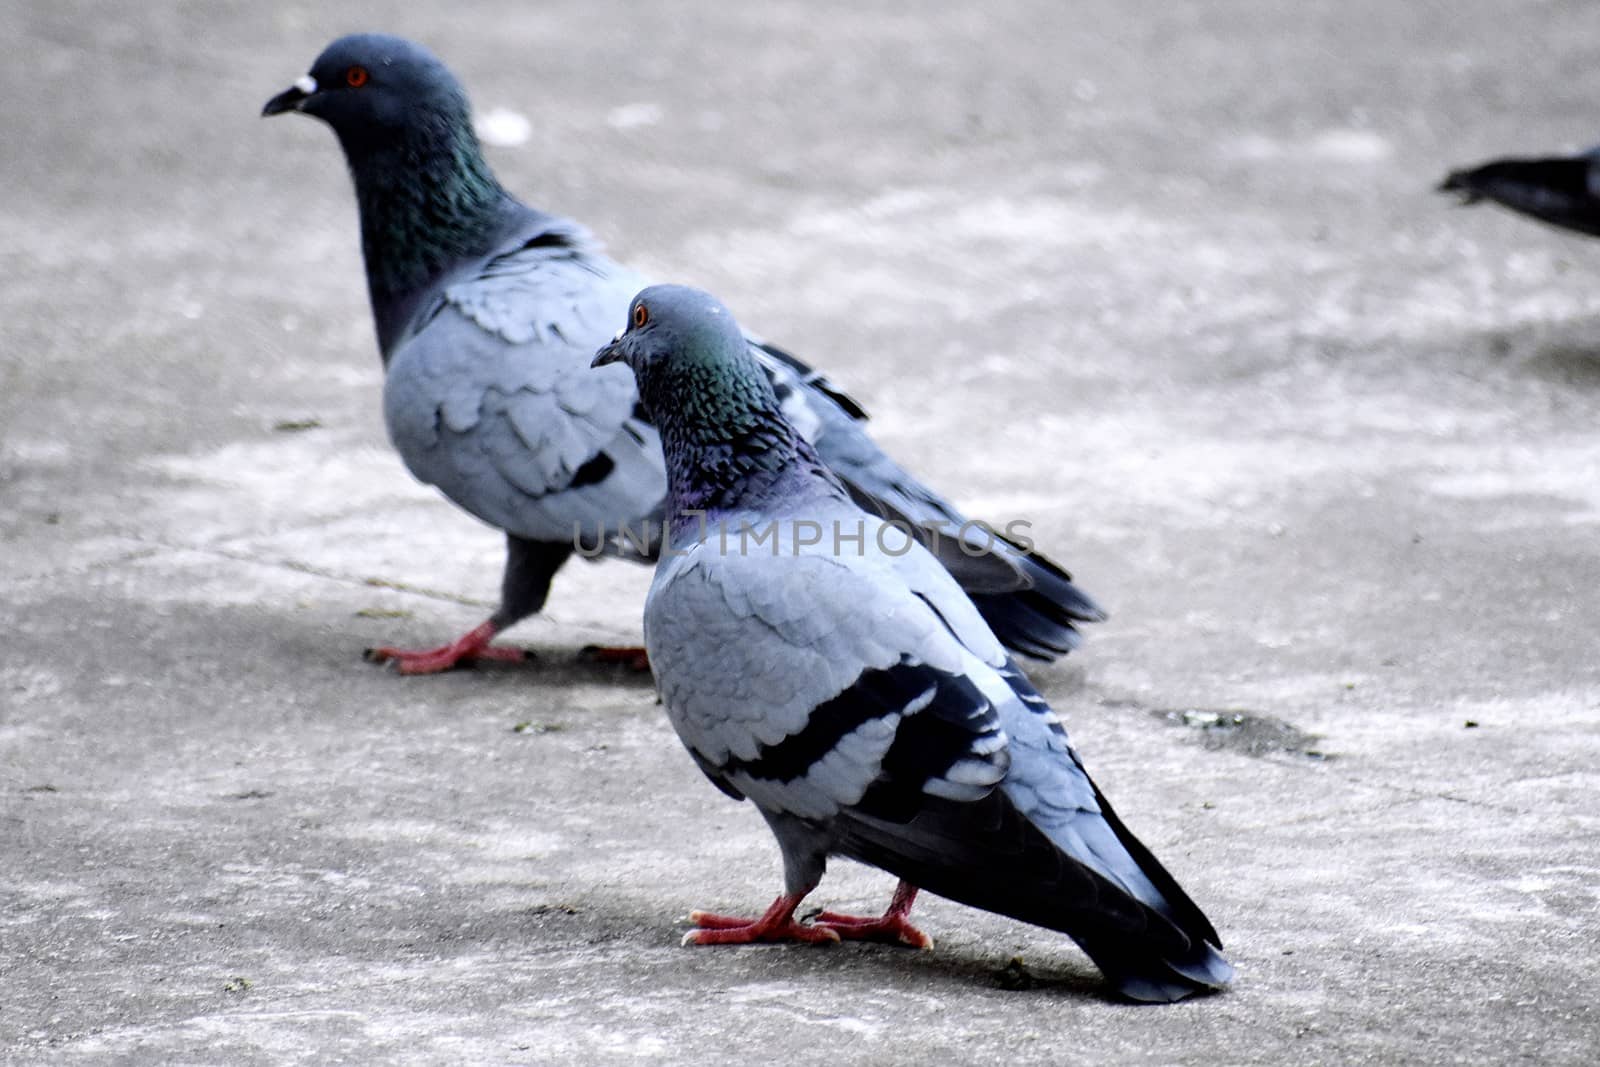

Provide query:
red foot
left=577, top=644, right=651, bottom=672
left=814, top=882, right=932, bottom=949
left=683, top=894, right=841, bottom=946
left=364, top=621, right=530, bottom=675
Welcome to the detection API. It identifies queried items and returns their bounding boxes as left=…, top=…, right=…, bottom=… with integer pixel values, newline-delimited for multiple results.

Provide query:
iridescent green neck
left=345, top=119, right=511, bottom=301
left=645, top=361, right=840, bottom=532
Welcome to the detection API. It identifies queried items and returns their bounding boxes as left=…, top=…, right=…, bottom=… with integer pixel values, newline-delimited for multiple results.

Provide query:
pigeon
left=261, top=33, right=1103, bottom=674
left=1439, top=145, right=1600, bottom=237
left=594, top=284, right=1232, bottom=1003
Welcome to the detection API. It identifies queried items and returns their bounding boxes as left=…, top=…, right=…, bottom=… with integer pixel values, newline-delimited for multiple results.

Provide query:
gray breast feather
left=381, top=241, right=663, bottom=543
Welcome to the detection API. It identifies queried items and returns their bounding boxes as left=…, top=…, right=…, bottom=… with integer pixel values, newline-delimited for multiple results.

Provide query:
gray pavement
left=3, top=2, right=1598, bottom=1063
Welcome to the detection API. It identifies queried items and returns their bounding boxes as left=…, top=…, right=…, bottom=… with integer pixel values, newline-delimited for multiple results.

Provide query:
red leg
left=577, top=645, right=651, bottom=672
left=814, top=882, right=932, bottom=949
left=364, top=620, right=531, bottom=675
left=683, top=893, right=841, bottom=946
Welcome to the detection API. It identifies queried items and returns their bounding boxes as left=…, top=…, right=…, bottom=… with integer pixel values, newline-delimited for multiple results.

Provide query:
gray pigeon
left=594, top=284, right=1232, bottom=1003
left=261, top=34, right=1102, bottom=674
left=1440, top=145, right=1600, bottom=237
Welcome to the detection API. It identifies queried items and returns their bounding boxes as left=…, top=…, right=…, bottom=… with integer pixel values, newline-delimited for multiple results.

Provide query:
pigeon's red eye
left=346, top=65, right=370, bottom=88
left=632, top=304, right=649, bottom=328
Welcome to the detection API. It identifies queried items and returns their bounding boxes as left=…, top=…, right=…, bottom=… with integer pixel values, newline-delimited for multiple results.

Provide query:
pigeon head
left=595, top=285, right=833, bottom=517
left=262, top=34, right=469, bottom=155
left=593, top=285, right=780, bottom=433
left=263, top=34, right=514, bottom=321
left=592, top=284, right=749, bottom=375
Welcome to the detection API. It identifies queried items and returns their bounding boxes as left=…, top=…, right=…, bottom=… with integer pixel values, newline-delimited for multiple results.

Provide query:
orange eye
left=632, top=304, right=649, bottom=328
left=346, top=65, right=370, bottom=88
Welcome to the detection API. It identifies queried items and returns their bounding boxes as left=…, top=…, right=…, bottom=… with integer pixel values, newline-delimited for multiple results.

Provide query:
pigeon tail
left=832, top=782, right=1231, bottom=1001
left=1078, top=933, right=1235, bottom=1003
left=968, top=543, right=1106, bottom=660
left=749, top=334, right=1105, bottom=663
left=831, top=467, right=1105, bottom=662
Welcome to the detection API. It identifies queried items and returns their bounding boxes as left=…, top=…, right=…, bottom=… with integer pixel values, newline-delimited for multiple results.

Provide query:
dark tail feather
left=1068, top=765, right=1234, bottom=1001
left=1077, top=932, right=1235, bottom=1003
left=774, top=348, right=1106, bottom=665
left=1075, top=748, right=1222, bottom=948
left=839, top=472, right=1107, bottom=662
left=834, top=787, right=1230, bottom=1002
left=968, top=541, right=1107, bottom=661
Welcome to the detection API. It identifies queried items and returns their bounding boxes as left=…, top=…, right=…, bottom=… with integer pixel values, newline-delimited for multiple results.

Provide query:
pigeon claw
left=812, top=882, right=931, bottom=948
left=682, top=895, right=840, bottom=946
left=363, top=620, right=531, bottom=674
left=682, top=917, right=841, bottom=946
left=812, top=909, right=934, bottom=950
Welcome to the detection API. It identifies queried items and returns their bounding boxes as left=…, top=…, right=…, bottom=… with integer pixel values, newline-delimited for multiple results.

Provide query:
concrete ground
left=3, top=1, right=1597, bottom=1063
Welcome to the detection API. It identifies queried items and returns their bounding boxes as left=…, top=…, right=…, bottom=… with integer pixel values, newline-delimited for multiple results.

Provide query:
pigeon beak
left=262, top=75, right=318, bottom=117
left=591, top=339, right=626, bottom=369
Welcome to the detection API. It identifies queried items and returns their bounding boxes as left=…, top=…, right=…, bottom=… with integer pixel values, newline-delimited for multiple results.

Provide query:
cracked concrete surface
left=3, top=1, right=1598, bottom=1063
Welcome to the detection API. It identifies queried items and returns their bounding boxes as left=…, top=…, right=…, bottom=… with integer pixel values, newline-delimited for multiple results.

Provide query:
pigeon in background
left=262, top=33, right=1103, bottom=674
left=594, top=284, right=1231, bottom=1003
left=1439, top=146, right=1600, bottom=237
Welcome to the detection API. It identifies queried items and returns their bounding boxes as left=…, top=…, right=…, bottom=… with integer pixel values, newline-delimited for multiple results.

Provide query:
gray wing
left=644, top=524, right=1013, bottom=823
left=382, top=229, right=667, bottom=549
left=806, top=542, right=1184, bottom=922
left=834, top=553, right=1232, bottom=999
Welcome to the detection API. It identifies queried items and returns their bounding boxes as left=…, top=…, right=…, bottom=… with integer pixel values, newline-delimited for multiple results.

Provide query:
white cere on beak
left=612, top=327, right=625, bottom=342
left=294, top=74, right=318, bottom=95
